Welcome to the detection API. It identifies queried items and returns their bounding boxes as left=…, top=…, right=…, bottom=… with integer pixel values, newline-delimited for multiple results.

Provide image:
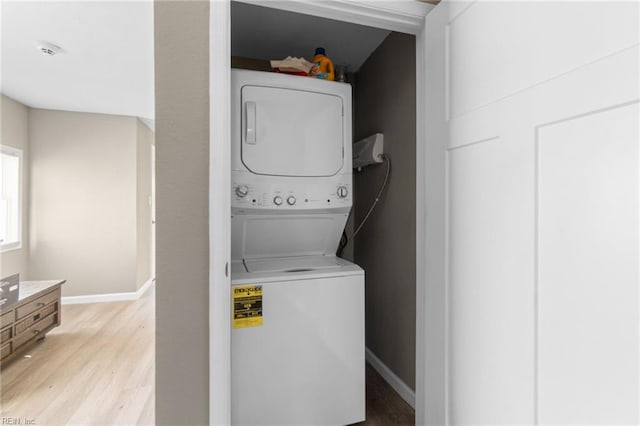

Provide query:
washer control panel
left=232, top=180, right=352, bottom=210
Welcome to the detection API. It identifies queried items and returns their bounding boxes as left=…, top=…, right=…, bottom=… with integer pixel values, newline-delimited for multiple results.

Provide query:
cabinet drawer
left=0, top=311, right=13, bottom=329
left=1, top=342, right=11, bottom=360
left=15, top=303, right=57, bottom=335
left=16, top=288, right=60, bottom=320
left=1, top=327, right=11, bottom=344
left=13, top=313, right=57, bottom=351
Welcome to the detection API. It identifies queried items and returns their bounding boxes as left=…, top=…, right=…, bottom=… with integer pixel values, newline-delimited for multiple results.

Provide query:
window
left=0, top=146, right=22, bottom=251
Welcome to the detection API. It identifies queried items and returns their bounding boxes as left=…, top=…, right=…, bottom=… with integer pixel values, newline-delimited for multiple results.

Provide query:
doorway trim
left=235, top=0, right=431, bottom=33
left=209, top=1, right=439, bottom=424
left=209, top=1, right=232, bottom=425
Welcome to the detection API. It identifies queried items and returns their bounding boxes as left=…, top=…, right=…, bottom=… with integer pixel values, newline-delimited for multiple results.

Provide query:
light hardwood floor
left=0, top=286, right=154, bottom=426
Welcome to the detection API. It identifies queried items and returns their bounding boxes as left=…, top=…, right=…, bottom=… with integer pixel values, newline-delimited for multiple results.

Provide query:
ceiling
left=231, top=2, right=391, bottom=72
left=1, top=1, right=154, bottom=122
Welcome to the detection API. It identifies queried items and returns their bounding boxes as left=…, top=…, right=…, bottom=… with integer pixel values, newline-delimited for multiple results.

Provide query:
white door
left=422, top=1, right=639, bottom=424
left=241, top=86, right=343, bottom=177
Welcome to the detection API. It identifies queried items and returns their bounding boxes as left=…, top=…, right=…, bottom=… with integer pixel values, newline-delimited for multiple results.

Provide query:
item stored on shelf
left=309, top=47, right=335, bottom=81
left=270, top=56, right=315, bottom=75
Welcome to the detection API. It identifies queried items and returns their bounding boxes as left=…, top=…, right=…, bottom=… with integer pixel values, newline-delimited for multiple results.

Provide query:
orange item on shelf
left=309, top=47, right=335, bottom=81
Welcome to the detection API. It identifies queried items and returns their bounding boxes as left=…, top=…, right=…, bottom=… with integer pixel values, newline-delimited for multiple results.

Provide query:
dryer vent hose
left=337, top=155, right=391, bottom=257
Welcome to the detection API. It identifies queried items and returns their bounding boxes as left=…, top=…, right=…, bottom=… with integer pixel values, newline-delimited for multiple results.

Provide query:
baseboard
left=61, top=277, right=155, bottom=305
left=365, top=347, right=416, bottom=409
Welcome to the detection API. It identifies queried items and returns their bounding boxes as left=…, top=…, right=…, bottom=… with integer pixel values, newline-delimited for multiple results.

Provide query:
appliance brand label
left=232, top=285, right=263, bottom=328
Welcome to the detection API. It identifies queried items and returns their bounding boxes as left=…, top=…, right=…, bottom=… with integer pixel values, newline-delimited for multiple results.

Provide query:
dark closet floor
left=352, top=363, right=415, bottom=426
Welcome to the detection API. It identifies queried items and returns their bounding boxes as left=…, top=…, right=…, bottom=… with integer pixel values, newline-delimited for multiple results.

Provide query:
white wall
left=29, top=109, right=138, bottom=297
left=0, top=94, right=30, bottom=279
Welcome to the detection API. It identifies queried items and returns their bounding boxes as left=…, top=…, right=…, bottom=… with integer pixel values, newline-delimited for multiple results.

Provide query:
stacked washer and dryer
left=230, top=69, right=365, bottom=425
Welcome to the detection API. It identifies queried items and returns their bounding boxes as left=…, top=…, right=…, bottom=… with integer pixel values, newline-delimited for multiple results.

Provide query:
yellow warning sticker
left=232, top=285, right=263, bottom=328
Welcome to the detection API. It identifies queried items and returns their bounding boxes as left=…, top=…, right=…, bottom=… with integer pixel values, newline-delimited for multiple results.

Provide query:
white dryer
left=231, top=69, right=353, bottom=260
left=230, top=70, right=365, bottom=426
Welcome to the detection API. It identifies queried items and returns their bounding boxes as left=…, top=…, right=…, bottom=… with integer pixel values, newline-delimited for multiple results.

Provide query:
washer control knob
left=235, top=185, right=249, bottom=198
left=337, top=186, right=349, bottom=198
left=287, top=196, right=296, bottom=206
left=273, top=196, right=283, bottom=206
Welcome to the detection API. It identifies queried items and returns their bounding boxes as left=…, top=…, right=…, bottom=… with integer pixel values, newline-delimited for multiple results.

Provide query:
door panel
left=538, top=103, right=639, bottom=424
left=241, top=86, right=343, bottom=177
left=423, top=1, right=639, bottom=424
left=447, top=1, right=638, bottom=119
left=448, top=138, right=534, bottom=424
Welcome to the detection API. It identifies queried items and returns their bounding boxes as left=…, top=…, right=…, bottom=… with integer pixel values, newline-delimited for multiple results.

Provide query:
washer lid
left=231, top=212, right=348, bottom=261
left=244, top=256, right=343, bottom=273
left=241, top=85, right=344, bottom=177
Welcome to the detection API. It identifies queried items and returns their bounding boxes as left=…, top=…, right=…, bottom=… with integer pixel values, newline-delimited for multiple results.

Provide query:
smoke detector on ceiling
left=37, top=41, right=61, bottom=56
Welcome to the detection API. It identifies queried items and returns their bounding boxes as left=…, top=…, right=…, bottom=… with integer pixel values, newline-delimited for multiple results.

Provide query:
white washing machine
left=231, top=257, right=364, bottom=426
left=230, top=70, right=365, bottom=425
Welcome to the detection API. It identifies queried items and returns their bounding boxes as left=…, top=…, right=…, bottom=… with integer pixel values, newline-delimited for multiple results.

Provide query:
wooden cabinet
left=0, top=280, right=65, bottom=366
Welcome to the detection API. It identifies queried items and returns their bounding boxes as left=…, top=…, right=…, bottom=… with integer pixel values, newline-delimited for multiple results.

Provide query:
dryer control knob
left=287, top=196, right=296, bottom=206
left=337, top=186, right=349, bottom=198
left=235, top=185, right=249, bottom=198
left=273, top=196, right=283, bottom=206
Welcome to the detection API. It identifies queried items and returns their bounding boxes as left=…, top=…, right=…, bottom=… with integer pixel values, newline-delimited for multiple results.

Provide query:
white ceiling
left=1, top=1, right=154, bottom=121
left=231, top=2, right=391, bottom=72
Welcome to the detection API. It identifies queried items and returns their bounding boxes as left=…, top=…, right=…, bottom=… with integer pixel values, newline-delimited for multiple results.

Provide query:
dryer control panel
left=232, top=180, right=352, bottom=210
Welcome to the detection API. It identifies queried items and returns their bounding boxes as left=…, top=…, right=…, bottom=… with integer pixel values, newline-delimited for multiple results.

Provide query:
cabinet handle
left=37, top=302, right=45, bottom=307
left=33, top=329, right=40, bottom=335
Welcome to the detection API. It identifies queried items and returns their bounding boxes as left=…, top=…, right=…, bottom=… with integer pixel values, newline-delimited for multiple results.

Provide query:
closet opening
left=229, top=2, right=417, bottom=423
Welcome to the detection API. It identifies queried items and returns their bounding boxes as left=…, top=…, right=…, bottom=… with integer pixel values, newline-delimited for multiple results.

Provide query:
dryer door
left=241, top=85, right=344, bottom=177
